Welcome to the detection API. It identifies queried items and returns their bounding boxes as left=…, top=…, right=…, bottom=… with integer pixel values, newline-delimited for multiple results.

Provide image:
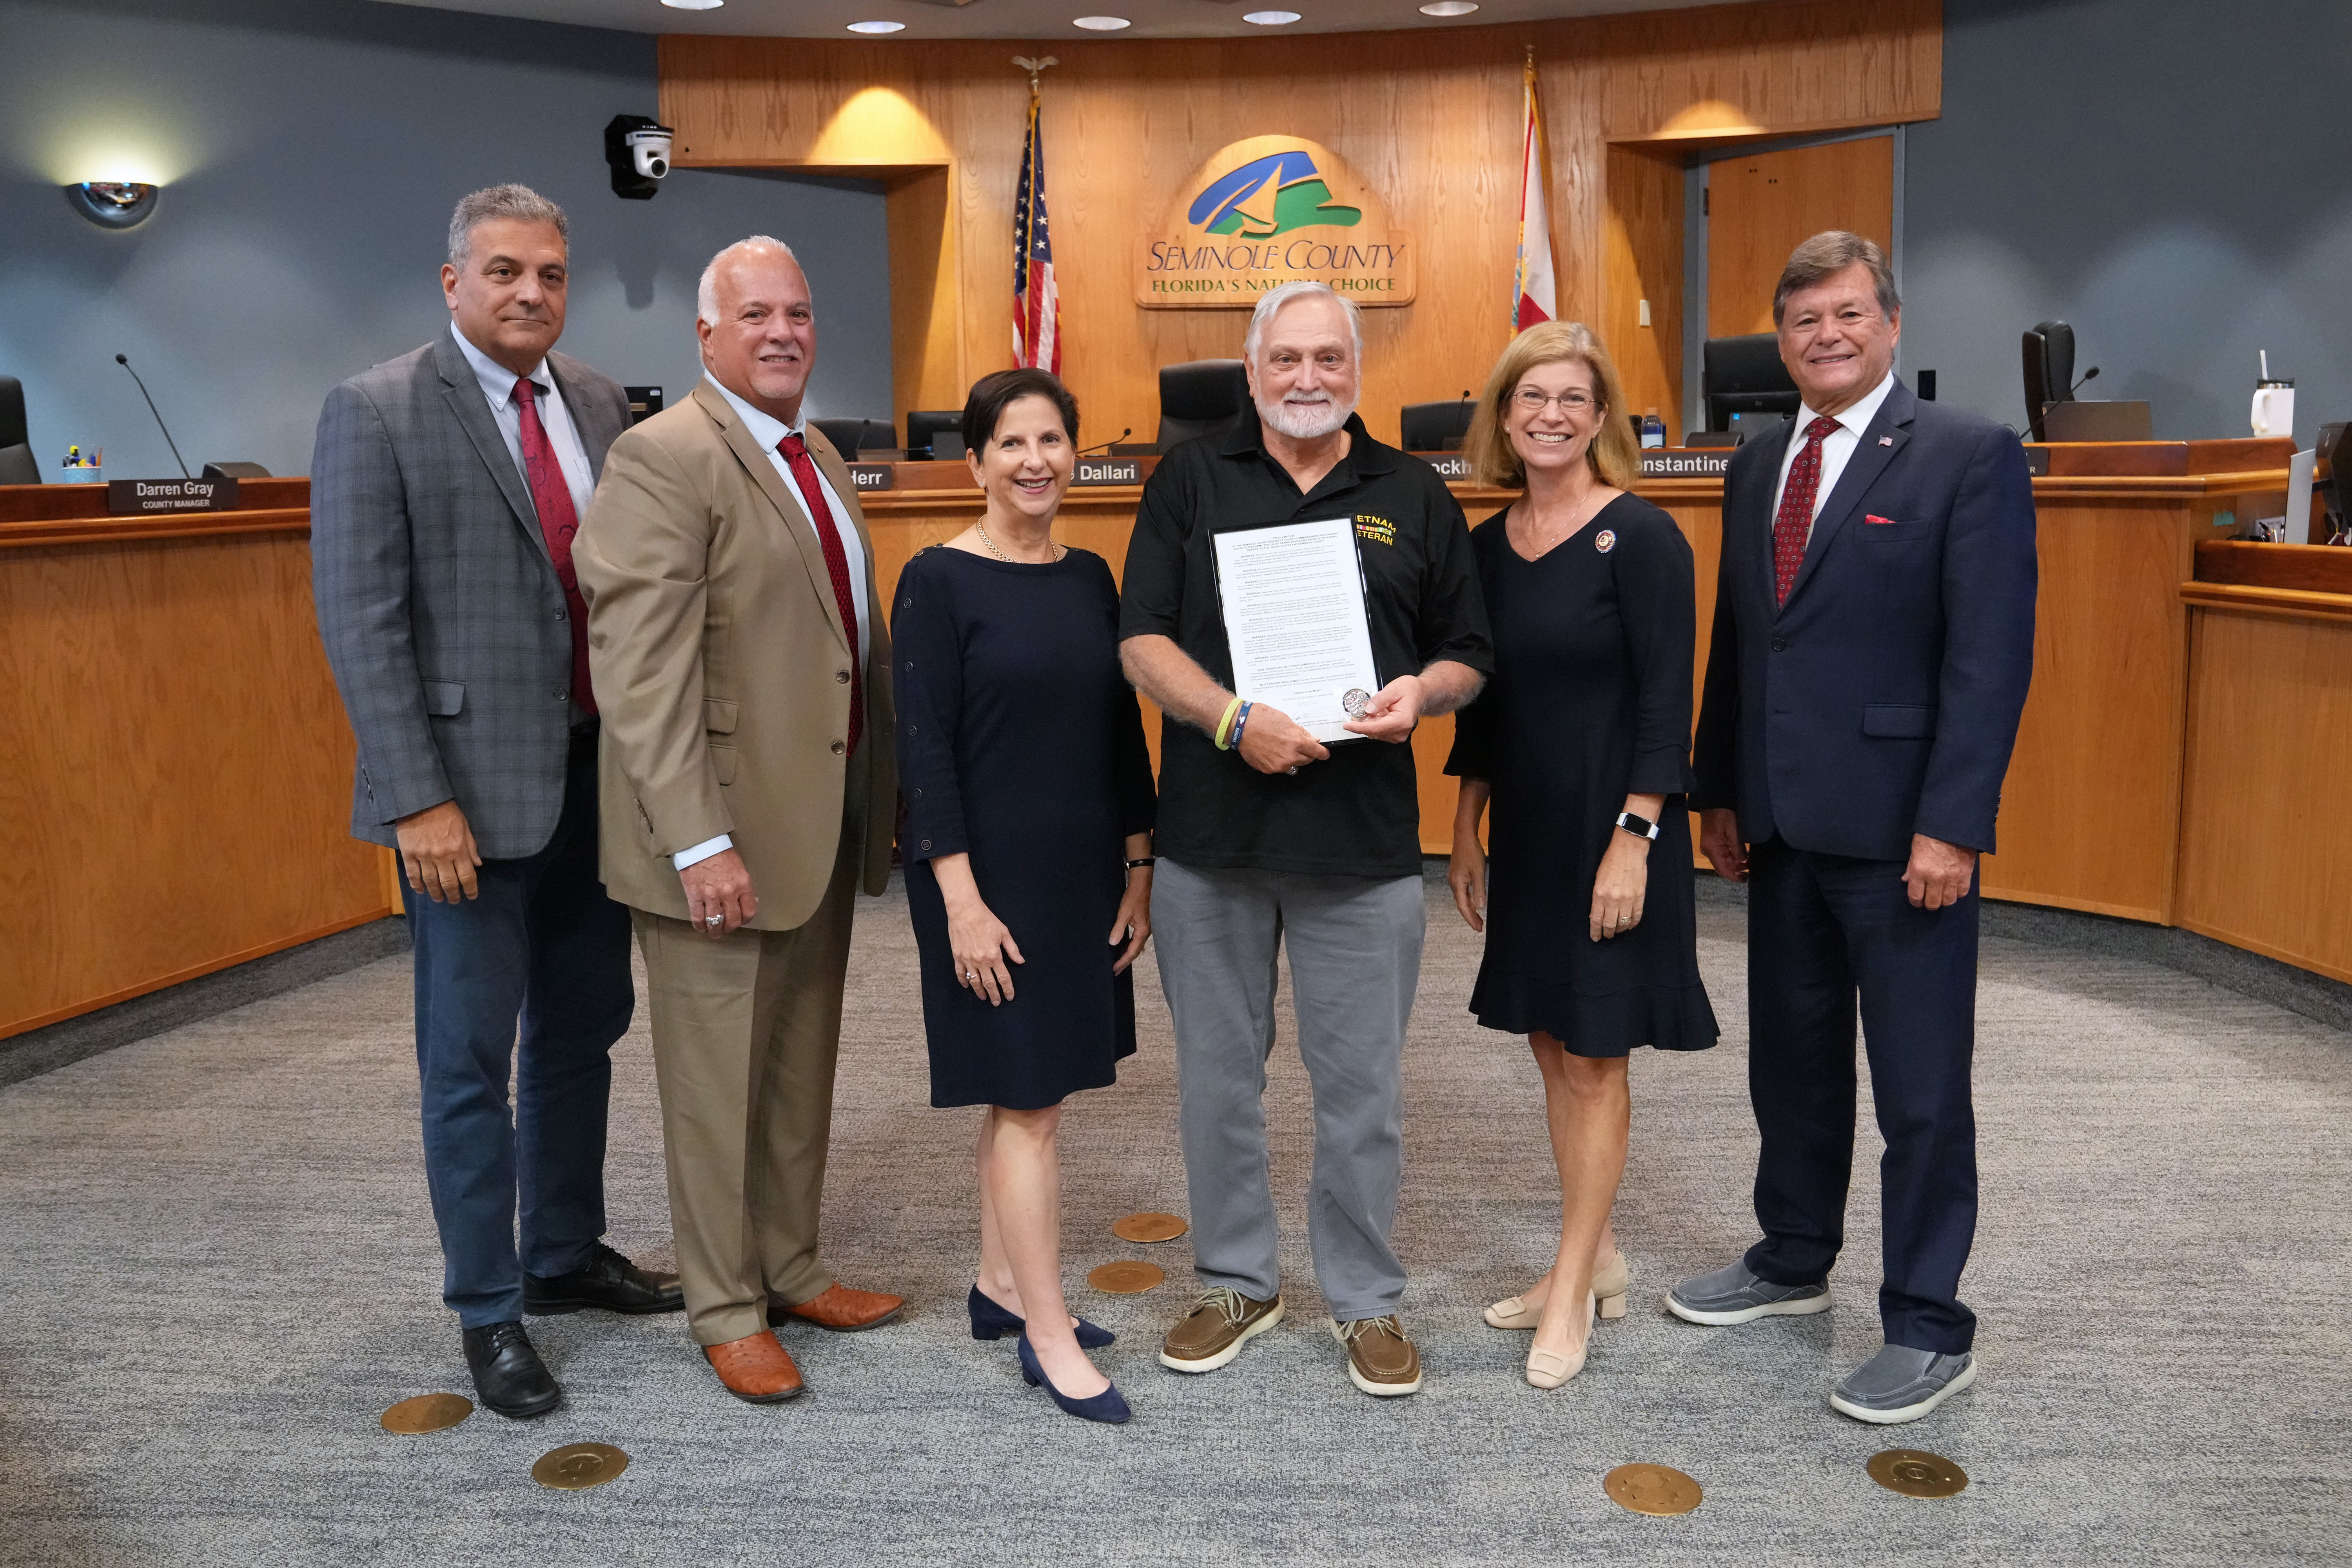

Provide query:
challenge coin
left=1341, top=688, right=1372, bottom=718
left=532, top=1442, right=630, bottom=1491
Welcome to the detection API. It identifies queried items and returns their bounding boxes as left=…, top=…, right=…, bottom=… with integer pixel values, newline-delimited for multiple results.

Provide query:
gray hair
left=1243, top=280, right=1365, bottom=363
left=698, top=235, right=801, bottom=327
left=1772, top=230, right=1900, bottom=326
left=447, top=183, right=568, bottom=268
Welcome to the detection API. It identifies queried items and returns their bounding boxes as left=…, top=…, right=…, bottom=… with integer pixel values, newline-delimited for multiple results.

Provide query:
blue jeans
left=404, top=734, right=634, bottom=1328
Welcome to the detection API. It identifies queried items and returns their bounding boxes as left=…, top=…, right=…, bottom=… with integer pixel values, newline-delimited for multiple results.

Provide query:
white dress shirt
left=449, top=324, right=595, bottom=525
left=674, top=376, right=873, bottom=875
left=1769, top=370, right=1898, bottom=546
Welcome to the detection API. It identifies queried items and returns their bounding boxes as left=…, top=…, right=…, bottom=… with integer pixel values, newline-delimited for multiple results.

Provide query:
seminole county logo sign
left=1136, top=135, right=1414, bottom=309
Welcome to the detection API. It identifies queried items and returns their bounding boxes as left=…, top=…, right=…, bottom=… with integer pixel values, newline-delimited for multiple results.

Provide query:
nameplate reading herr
left=109, top=477, right=239, bottom=515
left=845, top=464, right=895, bottom=492
left=1072, top=458, right=1143, bottom=487
left=1638, top=451, right=1730, bottom=479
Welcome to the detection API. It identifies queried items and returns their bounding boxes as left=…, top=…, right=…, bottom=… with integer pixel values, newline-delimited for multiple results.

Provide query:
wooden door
left=1706, top=137, right=1894, bottom=336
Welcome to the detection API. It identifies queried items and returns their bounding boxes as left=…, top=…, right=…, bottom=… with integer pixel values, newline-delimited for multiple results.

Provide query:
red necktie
left=512, top=377, right=594, bottom=714
left=1771, top=414, right=1844, bottom=607
left=775, top=433, right=862, bottom=757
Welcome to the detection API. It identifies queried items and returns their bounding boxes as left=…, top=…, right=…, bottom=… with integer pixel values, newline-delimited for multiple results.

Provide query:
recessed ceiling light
left=1073, top=15, right=1131, bottom=28
left=1243, top=9, right=1302, bottom=23
left=846, top=18, right=905, bottom=32
left=661, top=0, right=722, bottom=9
left=1419, top=1, right=1478, bottom=14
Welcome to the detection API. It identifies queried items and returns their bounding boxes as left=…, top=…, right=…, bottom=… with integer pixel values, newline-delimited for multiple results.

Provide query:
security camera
left=628, top=127, right=672, bottom=180
left=604, top=114, right=676, bottom=200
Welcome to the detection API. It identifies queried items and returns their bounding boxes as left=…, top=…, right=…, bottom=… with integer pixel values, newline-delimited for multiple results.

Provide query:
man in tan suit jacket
left=576, top=236, right=902, bottom=1404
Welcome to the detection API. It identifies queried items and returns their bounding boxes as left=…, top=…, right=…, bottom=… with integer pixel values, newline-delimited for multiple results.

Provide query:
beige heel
left=1483, top=1294, right=1541, bottom=1331
left=1593, top=1248, right=1630, bottom=1320
left=1525, top=1293, right=1596, bottom=1389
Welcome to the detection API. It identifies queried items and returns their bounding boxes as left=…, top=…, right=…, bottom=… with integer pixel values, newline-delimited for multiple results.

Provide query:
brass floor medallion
left=532, top=1442, right=630, bottom=1491
left=1602, top=1463, right=1703, bottom=1517
left=1868, top=1449, right=1969, bottom=1498
left=1112, top=1212, right=1189, bottom=1244
left=379, top=1393, right=472, bottom=1434
left=1087, top=1259, right=1166, bottom=1293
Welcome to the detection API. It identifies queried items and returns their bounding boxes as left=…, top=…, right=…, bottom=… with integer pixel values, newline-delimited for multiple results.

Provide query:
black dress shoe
left=462, top=1321, right=562, bottom=1419
left=524, top=1241, right=685, bottom=1316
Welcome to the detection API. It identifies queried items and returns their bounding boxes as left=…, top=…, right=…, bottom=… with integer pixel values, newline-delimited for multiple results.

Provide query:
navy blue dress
left=892, top=545, right=1158, bottom=1109
left=1445, top=495, right=1718, bottom=1058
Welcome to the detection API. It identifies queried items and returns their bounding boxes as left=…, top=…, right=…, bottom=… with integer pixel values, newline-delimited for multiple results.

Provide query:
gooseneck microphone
left=2070, top=366, right=2101, bottom=394
left=116, top=353, right=191, bottom=478
left=1076, top=427, right=1132, bottom=456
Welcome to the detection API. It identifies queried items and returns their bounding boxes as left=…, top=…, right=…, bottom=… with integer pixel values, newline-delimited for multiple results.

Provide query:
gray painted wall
left=0, top=0, right=893, bottom=482
left=1905, top=0, right=2351, bottom=444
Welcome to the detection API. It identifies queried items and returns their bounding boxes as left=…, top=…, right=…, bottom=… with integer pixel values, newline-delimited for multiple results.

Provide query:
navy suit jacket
left=1691, top=378, right=2036, bottom=862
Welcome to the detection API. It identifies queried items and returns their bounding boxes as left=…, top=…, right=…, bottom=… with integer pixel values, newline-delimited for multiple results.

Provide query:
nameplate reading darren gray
left=845, top=464, right=895, bottom=492
left=1638, top=451, right=1730, bottom=479
left=1073, top=458, right=1143, bottom=487
left=109, top=477, right=240, bottom=515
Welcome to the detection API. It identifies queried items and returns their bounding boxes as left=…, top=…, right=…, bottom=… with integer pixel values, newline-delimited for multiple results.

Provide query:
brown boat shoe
left=769, top=1281, right=905, bottom=1332
left=1330, top=1314, right=1423, bottom=1396
left=1159, top=1287, right=1286, bottom=1373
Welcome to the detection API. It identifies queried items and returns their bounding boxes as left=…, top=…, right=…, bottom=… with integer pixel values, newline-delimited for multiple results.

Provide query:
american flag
left=1013, top=87, right=1060, bottom=373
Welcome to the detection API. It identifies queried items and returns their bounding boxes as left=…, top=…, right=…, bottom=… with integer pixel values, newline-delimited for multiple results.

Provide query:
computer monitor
left=904, top=410, right=964, bottom=462
left=1702, top=334, right=1799, bottom=432
left=2022, top=320, right=2074, bottom=441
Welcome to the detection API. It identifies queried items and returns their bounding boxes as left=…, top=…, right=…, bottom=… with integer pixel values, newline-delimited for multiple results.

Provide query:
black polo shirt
left=1118, top=409, right=1491, bottom=878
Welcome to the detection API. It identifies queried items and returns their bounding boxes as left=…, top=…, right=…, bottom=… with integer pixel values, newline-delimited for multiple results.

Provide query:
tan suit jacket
left=577, top=379, right=896, bottom=931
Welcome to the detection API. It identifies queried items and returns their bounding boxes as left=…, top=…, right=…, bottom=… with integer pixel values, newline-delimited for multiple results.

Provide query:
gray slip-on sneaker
left=1828, top=1344, right=1977, bottom=1424
left=1664, top=1259, right=1831, bottom=1325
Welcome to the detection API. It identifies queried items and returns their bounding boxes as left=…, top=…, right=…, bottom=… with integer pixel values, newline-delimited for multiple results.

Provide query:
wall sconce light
left=66, top=181, right=160, bottom=229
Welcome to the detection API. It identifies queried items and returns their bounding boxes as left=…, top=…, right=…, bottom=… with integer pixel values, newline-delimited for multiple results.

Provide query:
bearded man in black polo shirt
left=1120, top=281, right=1492, bottom=1398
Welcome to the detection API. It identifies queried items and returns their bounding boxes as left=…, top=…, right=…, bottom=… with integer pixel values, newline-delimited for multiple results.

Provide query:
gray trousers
left=1152, top=859, right=1427, bottom=1321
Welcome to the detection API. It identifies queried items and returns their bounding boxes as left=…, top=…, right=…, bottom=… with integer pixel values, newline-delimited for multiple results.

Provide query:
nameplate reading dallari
left=1072, top=458, right=1143, bottom=487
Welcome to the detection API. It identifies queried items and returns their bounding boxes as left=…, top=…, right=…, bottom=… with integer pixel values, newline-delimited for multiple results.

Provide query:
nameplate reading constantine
left=1139, top=136, right=1414, bottom=309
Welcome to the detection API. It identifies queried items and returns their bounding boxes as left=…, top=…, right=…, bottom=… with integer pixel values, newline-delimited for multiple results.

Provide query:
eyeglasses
left=1512, top=388, right=1597, bottom=414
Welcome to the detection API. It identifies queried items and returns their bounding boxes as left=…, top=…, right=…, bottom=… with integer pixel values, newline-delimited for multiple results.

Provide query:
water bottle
left=1639, top=410, right=1666, bottom=450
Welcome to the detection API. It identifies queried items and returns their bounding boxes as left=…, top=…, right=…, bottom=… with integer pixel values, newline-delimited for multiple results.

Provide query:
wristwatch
left=1615, top=811, right=1660, bottom=841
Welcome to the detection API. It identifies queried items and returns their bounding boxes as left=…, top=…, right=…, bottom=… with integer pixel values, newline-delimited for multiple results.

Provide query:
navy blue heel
left=1016, top=1333, right=1130, bottom=1424
left=967, top=1284, right=1115, bottom=1349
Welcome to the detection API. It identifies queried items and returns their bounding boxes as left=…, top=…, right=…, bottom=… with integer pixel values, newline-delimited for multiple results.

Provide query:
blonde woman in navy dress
left=1445, top=323, right=1719, bottom=1389
left=893, top=369, right=1157, bottom=1424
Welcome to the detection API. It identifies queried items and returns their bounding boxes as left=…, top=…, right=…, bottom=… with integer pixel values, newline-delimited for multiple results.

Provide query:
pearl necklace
left=976, top=520, right=1063, bottom=563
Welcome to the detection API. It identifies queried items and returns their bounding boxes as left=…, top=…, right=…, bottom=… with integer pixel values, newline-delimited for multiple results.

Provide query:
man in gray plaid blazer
left=312, top=185, right=680, bottom=1421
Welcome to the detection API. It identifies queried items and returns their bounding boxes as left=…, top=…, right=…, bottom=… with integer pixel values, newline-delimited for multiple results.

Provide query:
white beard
left=1258, top=391, right=1353, bottom=440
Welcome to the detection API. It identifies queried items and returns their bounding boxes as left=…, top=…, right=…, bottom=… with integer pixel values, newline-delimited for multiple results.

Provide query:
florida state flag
left=1512, top=54, right=1557, bottom=331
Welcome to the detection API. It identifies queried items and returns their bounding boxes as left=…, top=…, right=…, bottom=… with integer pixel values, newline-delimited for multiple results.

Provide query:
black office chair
left=904, top=409, right=964, bottom=462
left=1155, top=360, right=1250, bottom=451
left=2022, top=320, right=2075, bottom=442
left=1399, top=399, right=1476, bottom=453
left=810, top=417, right=893, bottom=459
left=1702, top=334, right=1799, bottom=432
left=0, top=376, right=38, bottom=486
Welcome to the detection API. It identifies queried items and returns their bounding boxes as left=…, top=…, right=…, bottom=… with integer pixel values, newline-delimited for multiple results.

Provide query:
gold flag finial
left=1012, top=54, right=1058, bottom=93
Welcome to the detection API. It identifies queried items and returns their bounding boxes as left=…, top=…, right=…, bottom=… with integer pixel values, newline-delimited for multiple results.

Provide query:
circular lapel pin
left=1593, top=529, right=1617, bottom=554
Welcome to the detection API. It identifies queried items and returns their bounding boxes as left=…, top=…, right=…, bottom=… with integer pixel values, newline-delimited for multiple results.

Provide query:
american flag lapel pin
left=1879, top=435, right=1894, bottom=446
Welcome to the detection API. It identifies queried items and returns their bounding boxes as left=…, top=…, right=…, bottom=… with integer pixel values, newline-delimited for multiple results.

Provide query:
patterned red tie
left=513, top=377, right=593, bottom=714
left=775, top=433, right=863, bottom=757
left=1771, top=414, right=1844, bottom=606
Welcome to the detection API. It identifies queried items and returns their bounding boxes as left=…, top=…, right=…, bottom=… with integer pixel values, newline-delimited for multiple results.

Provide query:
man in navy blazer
left=1672, top=232, right=2036, bottom=1425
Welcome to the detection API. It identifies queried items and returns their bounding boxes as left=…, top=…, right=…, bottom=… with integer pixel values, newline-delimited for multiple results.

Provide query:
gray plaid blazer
left=311, top=328, right=632, bottom=859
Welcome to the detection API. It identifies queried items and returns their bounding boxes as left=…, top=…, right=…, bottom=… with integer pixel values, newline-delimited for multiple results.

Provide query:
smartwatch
left=1615, top=811, right=1660, bottom=841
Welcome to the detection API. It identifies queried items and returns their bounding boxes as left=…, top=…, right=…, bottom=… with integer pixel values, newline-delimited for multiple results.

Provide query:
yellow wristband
left=1213, top=696, right=1243, bottom=749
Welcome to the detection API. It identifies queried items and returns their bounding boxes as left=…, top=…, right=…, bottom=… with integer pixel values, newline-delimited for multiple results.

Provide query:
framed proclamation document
left=1212, top=516, right=1381, bottom=744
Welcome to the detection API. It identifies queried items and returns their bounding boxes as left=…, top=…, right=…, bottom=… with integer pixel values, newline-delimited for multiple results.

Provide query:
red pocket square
left=1864, top=514, right=1902, bottom=526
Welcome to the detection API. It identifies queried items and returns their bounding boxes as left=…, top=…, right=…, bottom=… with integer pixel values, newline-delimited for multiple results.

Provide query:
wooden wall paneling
left=661, top=0, right=1938, bottom=454
left=1601, top=144, right=1687, bottom=445
left=1705, top=136, right=1896, bottom=338
left=0, top=532, right=394, bottom=1038
left=2176, top=603, right=2352, bottom=984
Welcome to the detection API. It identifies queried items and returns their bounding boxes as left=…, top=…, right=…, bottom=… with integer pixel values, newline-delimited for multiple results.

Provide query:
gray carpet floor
left=3, top=871, right=2348, bottom=1566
